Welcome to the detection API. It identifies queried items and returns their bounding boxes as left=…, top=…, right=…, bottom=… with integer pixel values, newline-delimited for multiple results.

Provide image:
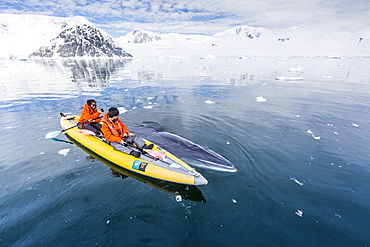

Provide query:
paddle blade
left=145, top=149, right=166, bottom=160
left=45, top=131, right=61, bottom=139
left=78, top=129, right=96, bottom=135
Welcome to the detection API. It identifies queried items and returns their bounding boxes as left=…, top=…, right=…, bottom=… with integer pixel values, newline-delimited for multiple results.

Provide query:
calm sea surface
left=1, top=57, right=370, bottom=246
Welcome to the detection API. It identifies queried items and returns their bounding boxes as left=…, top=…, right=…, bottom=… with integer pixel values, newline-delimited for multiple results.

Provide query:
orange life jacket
left=79, top=103, right=101, bottom=123
left=101, top=113, right=129, bottom=143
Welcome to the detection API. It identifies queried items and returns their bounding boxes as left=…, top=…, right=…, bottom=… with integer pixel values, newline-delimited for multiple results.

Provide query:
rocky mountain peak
left=30, top=24, right=132, bottom=58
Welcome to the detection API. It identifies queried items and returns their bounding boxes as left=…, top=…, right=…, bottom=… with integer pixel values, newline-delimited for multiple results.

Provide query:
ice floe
left=275, top=77, right=304, bottom=81
left=117, top=107, right=128, bottom=113
left=58, top=148, right=70, bottom=156
left=255, top=96, right=267, bottom=102
left=288, top=66, right=304, bottom=72
left=290, top=177, right=304, bottom=186
left=312, top=134, right=321, bottom=140
left=232, top=199, right=237, bottom=204
left=175, top=194, right=182, bottom=202
left=352, top=123, right=359, bottom=127
left=205, top=100, right=215, bottom=104
left=295, top=209, right=303, bottom=217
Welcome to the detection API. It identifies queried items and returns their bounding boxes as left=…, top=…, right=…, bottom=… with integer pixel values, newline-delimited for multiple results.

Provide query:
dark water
left=1, top=57, right=370, bottom=246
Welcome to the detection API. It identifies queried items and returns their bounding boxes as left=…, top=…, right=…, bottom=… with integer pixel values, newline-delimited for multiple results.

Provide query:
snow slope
left=0, top=14, right=93, bottom=58
left=1, top=14, right=369, bottom=58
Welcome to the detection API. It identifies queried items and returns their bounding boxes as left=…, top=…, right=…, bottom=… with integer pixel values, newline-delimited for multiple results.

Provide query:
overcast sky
left=1, top=0, right=370, bottom=37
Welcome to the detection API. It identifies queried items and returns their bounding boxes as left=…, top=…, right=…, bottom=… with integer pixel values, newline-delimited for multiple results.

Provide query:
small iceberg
left=288, top=66, right=304, bottom=72
left=275, top=77, right=304, bottom=81
left=175, top=194, right=182, bottom=202
left=312, top=134, right=320, bottom=140
left=255, top=96, right=267, bottom=102
left=295, top=209, right=303, bottom=217
left=290, top=177, right=304, bottom=186
left=58, top=148, right=70, bottom=156
left=117, top=107, right=128, bottom=114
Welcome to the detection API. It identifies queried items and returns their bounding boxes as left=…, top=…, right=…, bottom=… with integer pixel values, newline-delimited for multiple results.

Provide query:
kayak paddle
left=45, top=116, right=102, bottom=139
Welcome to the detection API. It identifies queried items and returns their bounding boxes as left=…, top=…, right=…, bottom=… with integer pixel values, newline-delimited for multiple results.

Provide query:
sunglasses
left=91, top=104, right=97, bottom=106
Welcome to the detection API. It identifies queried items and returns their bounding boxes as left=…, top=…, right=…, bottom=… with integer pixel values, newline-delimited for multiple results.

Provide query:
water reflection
left=35, top=58, right=131, bottom=86
left=0, top=58, right=131, bottom=102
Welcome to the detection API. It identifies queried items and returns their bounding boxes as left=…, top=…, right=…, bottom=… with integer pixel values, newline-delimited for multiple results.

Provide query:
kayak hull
left=60, top=115, right=208, bottom=186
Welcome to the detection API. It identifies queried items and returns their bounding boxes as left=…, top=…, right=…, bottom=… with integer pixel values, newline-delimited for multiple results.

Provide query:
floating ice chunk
left=81, top=92, right=101, bottom=96
left=290, top=177, right=303, bottom=186
left=4, top=126, right=16, bottom=129
left=312, top=134, right=320, bottom=140
left=232, top=199, right=237, bottom=204
left=255, top=96, right=267, bottom=102
left=147, top=97, right=154, bottom=100
left=117, top=107, right=128, bottom=114
left=275, top=77, right=304, bottom=81
left=307, top=130, right=313, bottom=134
left=106, top=220, right=110, bottom=224
left=334, top=132, right=339, bottom=135
left=144, top=105, right=154, bottom=109
left=205, top=100, right=215, bottom=104
left=175, top=195, right=182, bottom=202
left=352, top=123, right=359, bottom=127
left=288, top=66, right=304, bottom=72
left=58, top=148, right=70, bottom=156
left=295, top=210, right=303, bottom=217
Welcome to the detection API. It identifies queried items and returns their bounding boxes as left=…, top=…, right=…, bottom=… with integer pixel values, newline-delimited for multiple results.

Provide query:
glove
left=99, top=109, right=104, bottom=113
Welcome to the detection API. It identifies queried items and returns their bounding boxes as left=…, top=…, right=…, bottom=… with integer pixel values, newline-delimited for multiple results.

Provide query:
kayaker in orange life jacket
left=79, top=99, right=104, bottom=135
left=101, top=107, right=153, bottom=158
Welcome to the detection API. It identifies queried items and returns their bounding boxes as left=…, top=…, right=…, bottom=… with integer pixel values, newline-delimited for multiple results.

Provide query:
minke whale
left=132, top=124, right=237, bottom=172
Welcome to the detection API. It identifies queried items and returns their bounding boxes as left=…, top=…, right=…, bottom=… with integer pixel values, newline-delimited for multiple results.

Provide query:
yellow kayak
left=59, top=115, right=208, bottom=186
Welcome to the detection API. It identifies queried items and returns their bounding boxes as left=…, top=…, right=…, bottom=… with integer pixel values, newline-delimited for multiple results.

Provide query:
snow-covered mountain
left=30, top=24, right=131, bottom=58
left=0, top=14, right=131, bottom=58
left=116, top=25, right=370, bottom=57
left=1, top=13, right=369, bottom=58
left=119, top=29, right=162, bottom=44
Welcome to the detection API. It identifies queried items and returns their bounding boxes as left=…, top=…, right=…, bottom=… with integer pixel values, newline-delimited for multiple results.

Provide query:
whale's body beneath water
left=132, top=124, right=237, bottom=172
